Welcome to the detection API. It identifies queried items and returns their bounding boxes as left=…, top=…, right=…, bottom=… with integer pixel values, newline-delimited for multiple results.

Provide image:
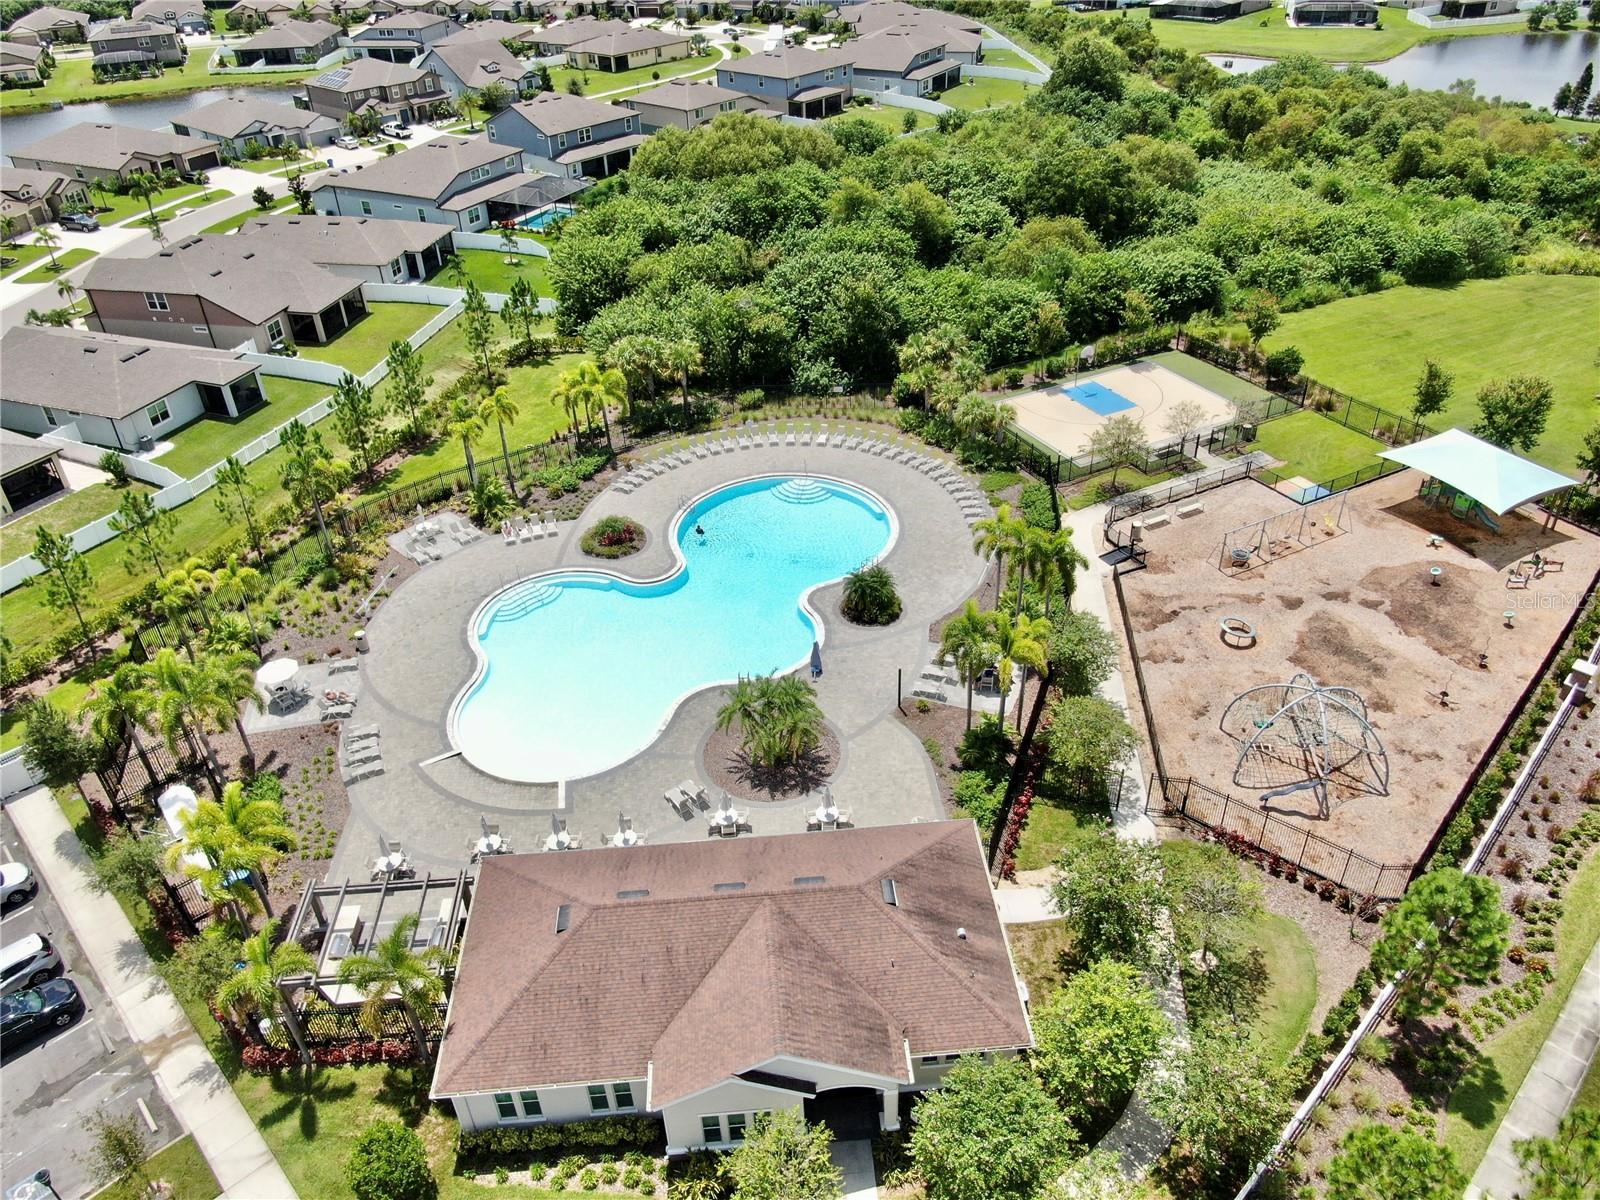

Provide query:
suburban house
left=224, top=0, right=302, bottom=26
left=442, top=18, right=539, bottom=48
left=715, top=46, right=856, bottom=119
left=837, top=2, right=985, bottom=64
left=7, top=122, right=221, bottom=184
left=87, top=19, right=186, bottom=68
left=1149, top=0, right=1271, bottom=18
left=523, top=16, right=632, bottom=56
left=81, top=235, right=370, bottom=352
left=562, top=25, right=691, bottom=72
left=171, top=96, right=340, bottom=156
left=849, top=26, right=961, bottom=97
left=232, top=19, right=342, bottom=65
left=1438, top=0, right=1520, bottom=14
left=619, top=78, right=766, bottom=132
left=351, top=11, right=457, bottom=61
left=312, top=134, right=579, bottom=229
left=2, top=6, right=89, bottom=46
left=300, top=56, right=450, bottom=125
left=0, top=40, right=45, bottom=84
left=129, top=1, right=210, bottom=34
left=448, top=0, right=523, bottom=18
left=485, top=93, right=642, bottom=179
left=1286, top=0, right=1379, bottom=23
left=0, top=326, right=270, bottom=452
left=430, top=822, right=1033, bottom=1151
left=0, top=429, right=65, bottom=518
left=416, top=32, right=533, bottom=100
left=369, top=0, right=453, bottom=14
left=229, top=213, right=455, bottom=283
left=0, top=167, right=91, bottom=234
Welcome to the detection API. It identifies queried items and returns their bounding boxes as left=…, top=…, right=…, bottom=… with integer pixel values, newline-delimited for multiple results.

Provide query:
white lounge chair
left=501, top=520, right=515, bottom=545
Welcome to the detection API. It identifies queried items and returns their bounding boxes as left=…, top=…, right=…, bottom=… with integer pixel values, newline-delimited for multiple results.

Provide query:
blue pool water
left=451, top=476, right=895, bottom=782
left=516, top=204, right=576, bottom=230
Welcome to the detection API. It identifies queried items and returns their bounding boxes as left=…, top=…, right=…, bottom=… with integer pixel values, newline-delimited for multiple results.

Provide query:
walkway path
left=831, top=1139, right=879, bottom=1200
left=1466, top=935, right=1600, bottom=1200
left=7, top=787, right=298, bottom=1200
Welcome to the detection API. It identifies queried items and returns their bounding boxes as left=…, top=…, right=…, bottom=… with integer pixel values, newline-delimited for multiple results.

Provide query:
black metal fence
left=1151, top=775, right=1413, bottom=900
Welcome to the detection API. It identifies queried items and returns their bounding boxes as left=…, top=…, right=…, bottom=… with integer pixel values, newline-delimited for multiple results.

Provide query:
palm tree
left=987, top=608, right=1051, bottom=732
left=714, top=673, right=824, bottom=768
left=279, top=420, right=348, bottom=554
left=55, top=276, right=79, bottom=313
left=125, top=170, right=163, bottom=219
left=216, top=918, right=315, bottom=1060
left=552, top=362, right=627, bottom=452
left=551, top=368, right=585, bottom=442
left=32, top=227, right=62, bottom=272
left=210, top=555, right=267, bottom=655
left=939, top=600, right=994, bottom=731
left=602, top=333, right=671, bottom=409
left=446, top=395, right=485, bottom=486
left=1025, top=527, right=1086, bottom=616
left=477, top=386, right=520, bottom=497
left=972, top=503, right=1025, bottom=604
left=155, top=558, right=216, bottom=655
left=150, top=647, right=263, bottom=776
left=663, top=338, right=702, bottom=431
left=336, top=913, right=448, bottom=1059
left=166, top=779, right=294, bottom=929
left=84, top=662, right=160, bottom=785
left=0, top=215, right=15, bottom=257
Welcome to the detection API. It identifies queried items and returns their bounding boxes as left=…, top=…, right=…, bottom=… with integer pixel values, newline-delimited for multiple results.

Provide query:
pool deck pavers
left=327, top=442, right=991, bottom=881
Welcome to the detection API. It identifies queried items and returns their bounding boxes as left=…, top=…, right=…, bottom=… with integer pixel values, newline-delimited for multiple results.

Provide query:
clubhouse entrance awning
left=1377, top=429, right=1577, bottom=515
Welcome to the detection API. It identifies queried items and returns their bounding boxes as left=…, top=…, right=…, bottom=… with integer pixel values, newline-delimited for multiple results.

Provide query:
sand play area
left=1010, top=359, right=1237, bottom=460
left=1117, top=471, right=1599, bottom=870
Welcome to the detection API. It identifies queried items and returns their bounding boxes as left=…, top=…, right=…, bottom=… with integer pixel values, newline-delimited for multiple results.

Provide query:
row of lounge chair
left=611, top=423, right=992, bottom=525
left=501, top=514, right=562, bottom=545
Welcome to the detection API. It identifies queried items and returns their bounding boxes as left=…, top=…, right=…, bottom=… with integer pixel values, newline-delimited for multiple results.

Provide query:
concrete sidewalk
left=1466, top=936, right=1600, bottom=1200
left=7, top=787, right=298, bottom=1200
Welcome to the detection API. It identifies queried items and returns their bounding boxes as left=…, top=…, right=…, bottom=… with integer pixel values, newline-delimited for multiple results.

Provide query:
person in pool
left=694, top=523, right=705, bottom=536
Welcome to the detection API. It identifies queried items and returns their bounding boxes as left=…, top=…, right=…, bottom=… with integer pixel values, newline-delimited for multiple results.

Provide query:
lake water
left=1207, top=30, right=1599, bottom=107
left=1, top=85, right=305, bottom=147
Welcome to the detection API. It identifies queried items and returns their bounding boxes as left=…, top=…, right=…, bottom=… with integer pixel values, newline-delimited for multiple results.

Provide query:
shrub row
left=240, top=1038, right=413, bottom=1072
left=1284, top=967, right=1377, bottom=1092
left=457, top=1116, right=662, bottom=1158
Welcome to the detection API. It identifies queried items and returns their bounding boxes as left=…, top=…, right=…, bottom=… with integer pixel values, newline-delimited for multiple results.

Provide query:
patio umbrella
left=810, top=642, right=823, bottom=678
left=255, top=657, right=299, bottom=694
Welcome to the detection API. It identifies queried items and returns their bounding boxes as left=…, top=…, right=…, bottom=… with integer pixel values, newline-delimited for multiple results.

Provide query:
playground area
left=1009, top=357, right=1241, bottom=460
left=1116, top=470, right=1600, bottom=869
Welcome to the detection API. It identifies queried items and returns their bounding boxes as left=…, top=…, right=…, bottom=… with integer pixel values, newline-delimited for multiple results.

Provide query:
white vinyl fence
left=965, top=64, right=1049, bottom=85
left=452, top=230, right=552, bottom=258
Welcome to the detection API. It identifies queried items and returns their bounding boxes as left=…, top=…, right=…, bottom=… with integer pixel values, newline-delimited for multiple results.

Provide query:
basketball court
left=1009, top=359, right=1238, bottom=460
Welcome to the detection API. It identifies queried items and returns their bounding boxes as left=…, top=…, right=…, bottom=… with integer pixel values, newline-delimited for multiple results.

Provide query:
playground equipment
left=1217, top=492, right=1349, bottom=572
left=1417, top=478, right=1501, bottom=530
left=1220, top=672, right=1389, bottom=818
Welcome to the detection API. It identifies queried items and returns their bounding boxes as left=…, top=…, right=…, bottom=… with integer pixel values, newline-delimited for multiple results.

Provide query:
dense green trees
left=1370, top=867, right=1509, bottom=1019
left=1031, top=958, right=1168, bottom=1128
left=1325, top=1124, right=1466, bottom=1200
left=721, top=1110, right=842, bottom=1200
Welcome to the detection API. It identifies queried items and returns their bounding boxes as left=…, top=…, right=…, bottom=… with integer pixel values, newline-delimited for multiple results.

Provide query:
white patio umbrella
left=255, top=658, right=299, bottom=697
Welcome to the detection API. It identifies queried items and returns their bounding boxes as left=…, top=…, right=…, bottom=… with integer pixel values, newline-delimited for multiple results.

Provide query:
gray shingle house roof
left=311, top=135, right=512, bottom=201
left=229, top=213, right=452, bottom=264
left=500, top=91, right=629, bottom=136
left=728, top=45, right=856, bottom=80
left=237, top=18, right=339, bottom=49
left=174, top=96, right=339, bottom=139
left=7, top=122, right=213, bottom=172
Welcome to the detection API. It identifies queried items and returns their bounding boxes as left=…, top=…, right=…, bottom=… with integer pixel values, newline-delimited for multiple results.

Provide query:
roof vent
left=793, top=875, right=826, bottom=887
left=712, top=881, right=746, bottom=894
left=554, top=903, right=571, bottom=933
left=881, top=879, right=899, bottom=907
left=616, top=889, right=650, bottom=900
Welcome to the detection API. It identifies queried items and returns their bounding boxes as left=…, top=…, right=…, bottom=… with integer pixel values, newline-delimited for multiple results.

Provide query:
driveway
left=0, top=811, right=180, bottom=1200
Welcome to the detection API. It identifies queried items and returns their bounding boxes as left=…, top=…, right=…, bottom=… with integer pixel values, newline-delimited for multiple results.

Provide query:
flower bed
left=580, top=515, right=645, bottom=559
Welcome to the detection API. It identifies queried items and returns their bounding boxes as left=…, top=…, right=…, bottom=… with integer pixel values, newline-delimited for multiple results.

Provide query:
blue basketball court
left=1061, top=380, right=1137, bottom=416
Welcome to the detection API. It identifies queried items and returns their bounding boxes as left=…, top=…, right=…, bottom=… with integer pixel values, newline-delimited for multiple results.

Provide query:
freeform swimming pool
left=451, top=476, right=896, bottom=782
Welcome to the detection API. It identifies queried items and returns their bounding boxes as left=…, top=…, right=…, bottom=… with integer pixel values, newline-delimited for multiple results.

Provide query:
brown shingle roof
left=432, top=821, right=1031, bottom=1099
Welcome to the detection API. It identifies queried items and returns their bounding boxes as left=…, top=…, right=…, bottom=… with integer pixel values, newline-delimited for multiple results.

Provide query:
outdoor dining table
left=475, top=834, right=507, bottom=857
left=814, top=805, right=840, bottom=826
left=611, top=829, right=640, bottom=848
left=544, top=831, right=574, bottom=851
left=373, top=853, right=408, bottom=877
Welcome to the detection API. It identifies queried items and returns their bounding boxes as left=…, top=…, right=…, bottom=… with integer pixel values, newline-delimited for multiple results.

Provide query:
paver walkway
left=7, top=787, right=297, bottom=1200
left=1466, top=935, right=1600, bottom=1200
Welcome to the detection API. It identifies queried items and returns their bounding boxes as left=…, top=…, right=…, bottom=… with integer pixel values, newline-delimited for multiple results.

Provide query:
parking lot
left=1, top=812, right=180, bottom=1200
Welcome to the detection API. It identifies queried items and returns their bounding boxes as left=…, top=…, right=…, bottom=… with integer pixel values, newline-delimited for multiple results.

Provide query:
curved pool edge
left=446, top=472, right=901, bottom=786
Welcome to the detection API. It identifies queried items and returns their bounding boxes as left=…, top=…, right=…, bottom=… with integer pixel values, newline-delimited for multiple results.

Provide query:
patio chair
left=833, top=810, right=852, bottom=828
left=786, top=423, right=797, bottom=446
left=678, top=779, right=710, bottom=810
left=1506, top=567, right=1529, bottom=590
left=543, top=512, right=560, bottom=537
left=501, top=520, right=515, bottom=546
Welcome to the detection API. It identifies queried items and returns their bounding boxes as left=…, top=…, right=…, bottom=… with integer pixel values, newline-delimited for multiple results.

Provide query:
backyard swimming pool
left=516, top=204, right=576, bottom=230
left=451, top=476, right=895, bottom=782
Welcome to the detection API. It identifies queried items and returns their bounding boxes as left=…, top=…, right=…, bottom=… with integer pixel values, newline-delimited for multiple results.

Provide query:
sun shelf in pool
left=450, top=476, right=894, bottom=782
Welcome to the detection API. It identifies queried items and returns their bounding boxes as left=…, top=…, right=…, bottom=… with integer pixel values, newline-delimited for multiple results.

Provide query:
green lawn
left=302, top=302, right=443, bottom=374
left=940, top=75, right=1038, bottom=111
left=0, top=241, right=58, bottom=278
left=826, top=105, right=932, bottom=134
left=1064, top=463, right=1183, bottom=510
left=976, top=47, right=1036, bottom=71
left=550, top=48, right=724, bottom=97
left=13, top=247, right=96, bottom=283
left=1265, top=276, right=1598, bottom=474
left=100, top=1135, right=220, bottom=1200
left=1247, top=911, right=1319, bottom=1064
left=95, top=183, right=207, bottom=225
left=1147, top=349, right=1275, bottom=409
left=454, top=247, right=553, bottom=297
left=1014, top=764, right=1110, bottom=872
left=153, top=377, right=335, bottom=478
left=1445, top=849, right=1600, bottom=1173
left=0, top=479, right=156, bottom=548
left=0, top=672, right=96, bottom=752
left=202, top=202, right=298, bottom=234
left=1248, top=408, right=1386, bottom=483
left=1081, top=8, right=1572, bottom=63
left=1007, top=918, right=1074, bottom=1005
left=0, top=53, right=316, bottom=112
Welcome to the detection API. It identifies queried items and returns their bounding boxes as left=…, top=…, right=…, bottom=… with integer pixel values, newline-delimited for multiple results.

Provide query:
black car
left=0, top=978, right=83, bottom=1049
left=58, top=212, right=99, bottom=232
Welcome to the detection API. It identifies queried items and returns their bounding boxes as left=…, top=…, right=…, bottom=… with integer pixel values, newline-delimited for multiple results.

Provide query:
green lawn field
left=96, top=182, right=208, bottom=225
left=940, top=75, right=1038, bottom=111
left=154, top=377, right=335, bottom=478
left=1264, top=276, right=1599, bottom=474
left=13, top=247, right=96, bottom=283
left=202, top=201, right=298, bottom=234
left=303, top=302, right=443, bottom=374
left=1081, top=8, right=1575, bottom=63
left=0, top=479, right=157, bottom=549
left=1249, top=408, right=1386, bottom=483
left=100, top=1136, right=219, bottom=1200
left=826, top=105, right=932, bottom=134
left=0, top=54, right=316, bottom=112
left=976, top=46, right=1036, bottom=71
left=456, top=247, right=553, bottom=297
left=1248, top=911, right=1319, bottom=1064
left=550, top=47, right=723, bottom=97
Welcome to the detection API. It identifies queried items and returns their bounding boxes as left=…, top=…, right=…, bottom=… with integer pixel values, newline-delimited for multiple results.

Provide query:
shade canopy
left=1378, top=429, right=1577, bottom=515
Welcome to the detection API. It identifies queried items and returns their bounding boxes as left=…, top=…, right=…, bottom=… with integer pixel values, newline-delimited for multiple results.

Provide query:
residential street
left=0, top=809, right=179, bottom=1200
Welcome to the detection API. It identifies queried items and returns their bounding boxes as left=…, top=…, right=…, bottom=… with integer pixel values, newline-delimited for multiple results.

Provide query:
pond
left=1, top=85, right=305, bottom=147
left=1207, top=30, right=1600, bottom=107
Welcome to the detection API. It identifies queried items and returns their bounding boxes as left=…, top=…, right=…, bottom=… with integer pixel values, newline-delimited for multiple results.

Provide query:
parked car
left=0, top=978, right=83, bottom=1049
left=379, top=121, right=410, bottom=139
left=0, top=863, right=36, bottom=908
left=333, top=135, right=360, bottom=151
left=0, top=933, right=60, bottom=996
left=58, top=211, right=99, bottom=232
